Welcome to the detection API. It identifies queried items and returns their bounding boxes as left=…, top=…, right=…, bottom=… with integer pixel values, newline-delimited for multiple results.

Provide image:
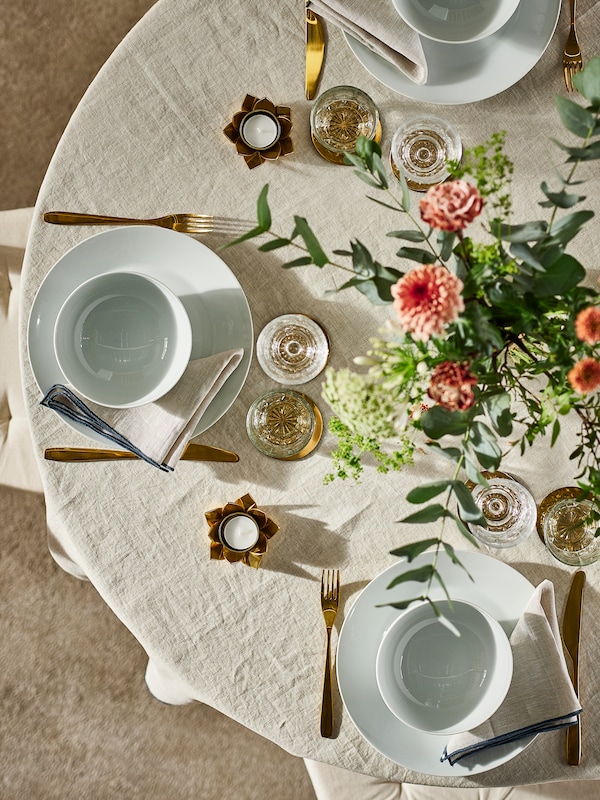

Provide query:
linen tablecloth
left=20, top=0, right=600, bottom=788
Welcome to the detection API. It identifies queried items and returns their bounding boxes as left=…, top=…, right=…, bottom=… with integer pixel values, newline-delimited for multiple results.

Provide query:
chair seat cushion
left=0, top=208, right=42, bottom=492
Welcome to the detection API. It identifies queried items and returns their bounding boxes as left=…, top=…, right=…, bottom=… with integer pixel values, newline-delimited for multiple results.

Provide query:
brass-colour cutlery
left=44, top=444, right=239, bottom=463
left=305, top=1, right=325, bottom=100
left=320, top=569, right=339, bottom=738
left=563, top=0, right=583, bottom=92
left=562, top=569, right=585, bottom=765
left=43, top=211, right=252, bottom=236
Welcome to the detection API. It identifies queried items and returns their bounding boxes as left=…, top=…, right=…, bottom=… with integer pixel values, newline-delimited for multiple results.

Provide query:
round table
left=20, top=0, right=600, bottom=788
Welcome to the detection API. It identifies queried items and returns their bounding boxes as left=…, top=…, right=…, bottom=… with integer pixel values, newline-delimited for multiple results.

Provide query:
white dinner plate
left=28, top=226, right=253, bottom=440
left=345, top=0, right=561, bottom=104
left=336, top=550, right=536, bottom=776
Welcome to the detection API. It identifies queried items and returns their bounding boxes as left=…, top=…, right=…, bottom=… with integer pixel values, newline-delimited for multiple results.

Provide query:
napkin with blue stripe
left=441, top=580, right=581, bottom=766
left=308, top=0, right=427, bottom=85
left=41, top=348, right=244, bottom=471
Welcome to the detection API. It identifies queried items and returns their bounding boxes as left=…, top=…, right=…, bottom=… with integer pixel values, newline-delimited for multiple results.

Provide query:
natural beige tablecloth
left=20, top=0, right=600, bottom=788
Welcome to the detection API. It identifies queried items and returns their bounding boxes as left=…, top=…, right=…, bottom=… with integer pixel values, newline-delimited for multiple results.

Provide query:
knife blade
left=305, top=1, right=325, bottom=100
left=44, top=444, right=239, bottom=463
left=561, top=569, right=586, bottom=765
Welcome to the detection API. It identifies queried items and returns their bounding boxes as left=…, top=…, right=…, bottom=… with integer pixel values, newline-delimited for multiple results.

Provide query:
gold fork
left=563, top=0, right=583, bottom=92
left=43, top=211, right=252, bottom=235
left=320, top=569, right=340, bottom=738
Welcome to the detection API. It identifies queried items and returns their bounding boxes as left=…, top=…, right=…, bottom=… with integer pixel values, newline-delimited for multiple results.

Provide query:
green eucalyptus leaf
left=510, top=242, right=545, bottom=270
left=482, top=391, right=513, bottom=437
left=421, top=406, right=470, bottom=439
left=549, top=209, right=594, bottom=245
left=389, top=538, right=440, bottom=560
left=572, top=56, right=600, bottom=106
left=491, top=220, right=548, bottom=242
left=406, top=480, right=456, bottom=503
left=452, top=513, right=480, bottom=546
left=469, top=421, right=502, bottom=470
left=399, top=503, right=450, bottom=524
left=564, top=140, right=600, bottom=162
left=386, top=564, right=435, bottom=589
left=368, top=196, right=405, bottom=212
left=256, top=184, right=272, bottom=230
left=376, top=596, right=425, bottom=610
left=438, top=231, right=457, bottom=261
left=425, top=443, right=463, bottom=464
left=441, top=543, right=474, bottom=582
left=281, top=256, right=314, bottom=268
left=292, top=216, right=329, bottom=267
left=353, top=171, right=386, bottom=189
left=257, top=237, right=291, bottom=252
left=396, top=246, right=437, bottom=263
left=221, top=225, right=266, bottom=249
left=453, top=481, right=486, bottom=524
left=539, top=181, right=586, bottom=208
left=555, top=95, right=595, bottom=139
left=387, top=230, right=426, bottom=242
left=534, top=253, right=586, bottom=296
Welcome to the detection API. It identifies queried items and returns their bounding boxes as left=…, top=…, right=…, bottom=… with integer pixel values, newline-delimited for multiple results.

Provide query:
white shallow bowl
left=54, top=271, right=192, bottom=408
left=376, top=599, right=513, bottom=735
left=393, top=0, right=521, bottom=44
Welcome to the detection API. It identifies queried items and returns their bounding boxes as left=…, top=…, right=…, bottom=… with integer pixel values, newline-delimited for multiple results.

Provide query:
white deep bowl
left=54, top=271, right=192, bottom=408
left=376, top=599, right=513, bottom=735
left=393, top=0, right=521, bottom=44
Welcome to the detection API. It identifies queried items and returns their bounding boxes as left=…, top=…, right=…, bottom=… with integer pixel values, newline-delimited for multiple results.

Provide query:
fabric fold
left=41, top=348, right=244, bottom=471
left=308, top=0, right=427, bottom=85
left=442, top=580, right=581, bottom=766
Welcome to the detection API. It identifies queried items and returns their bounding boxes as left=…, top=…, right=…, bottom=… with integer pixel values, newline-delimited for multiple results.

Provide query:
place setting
left=306, top=0, right=562, bottom=103
left=28, top=224, right=253, bottom=469
left=333, top=550, right=584, bottom=776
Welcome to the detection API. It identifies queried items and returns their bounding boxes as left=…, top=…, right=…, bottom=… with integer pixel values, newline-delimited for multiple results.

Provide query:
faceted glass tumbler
left=390, top=115, right=462, bottom=191
left=246, top=390, right=318, bottom=459
left=542, top=495, right=600, bottom=566
left=256, top=314, right=329, bottom=385
left=468, top=477, right=537, bottom=548
left=310, top=85, right=380, bottom=163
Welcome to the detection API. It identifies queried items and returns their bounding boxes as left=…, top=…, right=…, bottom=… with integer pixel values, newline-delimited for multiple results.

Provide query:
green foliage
left=229, top=59, right=600, bottom=612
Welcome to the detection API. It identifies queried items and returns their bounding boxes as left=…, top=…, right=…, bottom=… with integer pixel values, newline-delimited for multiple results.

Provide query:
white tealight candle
left=220, top=513, right=260, bottom=551
left=240, top=112, right=279, bottom=150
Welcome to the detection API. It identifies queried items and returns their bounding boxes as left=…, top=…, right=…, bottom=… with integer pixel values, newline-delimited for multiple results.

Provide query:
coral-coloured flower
left=568, top=357, right=600, bottom=394
left=391, top=265, right=464, bottom=341
left=575, top=306, right=600, bottom=345
left=428, top=361, right=478, bottom=411
left=420, top=180, right=484, bottom=232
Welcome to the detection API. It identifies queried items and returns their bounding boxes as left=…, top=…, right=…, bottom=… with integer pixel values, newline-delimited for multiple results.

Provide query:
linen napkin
left=308, top=0, right=427, bottom=85
left=41, top=348, right=244, bottom=471
left=441, top=580, right=581, bottom=766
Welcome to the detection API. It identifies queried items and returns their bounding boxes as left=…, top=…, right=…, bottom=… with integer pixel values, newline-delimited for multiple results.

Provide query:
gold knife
left=44, top=444, right=239, bottom=463
left=305, top=1, right=325, bottom=100
left=562, top=569, right=586, bottom=765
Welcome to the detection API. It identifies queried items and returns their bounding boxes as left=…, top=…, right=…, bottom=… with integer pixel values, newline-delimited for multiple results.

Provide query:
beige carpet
left=0, top=3, right=316, bottom=797
left=0, top=484, right=316, bottom=800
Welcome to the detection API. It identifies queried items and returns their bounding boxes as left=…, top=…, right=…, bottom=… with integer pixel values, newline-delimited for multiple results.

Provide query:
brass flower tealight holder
left=224, top=95, right=293, bottom=169
left=206, top=492, right=279, bottom=568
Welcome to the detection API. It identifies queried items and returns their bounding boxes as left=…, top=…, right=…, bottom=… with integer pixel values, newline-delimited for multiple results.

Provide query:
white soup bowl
left=54, top=271, right=192, bottom=408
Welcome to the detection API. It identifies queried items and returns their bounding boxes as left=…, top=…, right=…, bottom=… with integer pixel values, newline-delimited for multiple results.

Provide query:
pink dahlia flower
left=568, top=357, right=600, bottom=394
left=391, top=264, right=464, bottom=341
left=419, top=180, right=484, bottom=232
left=428, top=361, right=478, bottom=411
left=575, top=306, right=600, bottom=345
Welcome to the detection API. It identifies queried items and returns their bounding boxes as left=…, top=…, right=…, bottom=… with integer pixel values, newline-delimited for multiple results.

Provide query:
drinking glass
left=246, top=390, right=322, bottom=460
left=468, top=475, right=537, bottom=548
left=310, top=85, right=380, bottom=164
left=256, top=314, right=329, bottom=385
left=540, top=488, right=600, bottom=566
left=390, top=115, right=461, bottom=191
